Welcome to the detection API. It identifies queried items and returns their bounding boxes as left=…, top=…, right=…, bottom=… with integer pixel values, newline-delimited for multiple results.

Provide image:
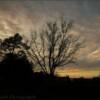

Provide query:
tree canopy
left=0, top=33, right=30, bottom=54
left=28, top=18, right=82, bottom=75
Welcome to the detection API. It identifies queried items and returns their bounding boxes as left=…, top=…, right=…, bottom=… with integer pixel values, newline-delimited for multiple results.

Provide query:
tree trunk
left=50, top=67, right=55, bottom=76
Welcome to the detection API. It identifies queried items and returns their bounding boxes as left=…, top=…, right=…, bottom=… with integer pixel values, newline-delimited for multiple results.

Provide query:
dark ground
left=0, top=73, right=100, bottom=100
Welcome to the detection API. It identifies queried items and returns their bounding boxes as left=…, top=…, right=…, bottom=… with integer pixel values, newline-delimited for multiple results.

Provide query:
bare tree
left=28, top=18, right=82, bottom=76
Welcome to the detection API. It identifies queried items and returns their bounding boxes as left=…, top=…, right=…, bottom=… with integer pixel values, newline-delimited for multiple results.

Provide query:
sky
left=0, top=0, right=100, bottom=78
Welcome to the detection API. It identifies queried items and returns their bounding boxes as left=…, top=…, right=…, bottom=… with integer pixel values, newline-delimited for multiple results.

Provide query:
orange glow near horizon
left=56, top=68, right=100, bottom=78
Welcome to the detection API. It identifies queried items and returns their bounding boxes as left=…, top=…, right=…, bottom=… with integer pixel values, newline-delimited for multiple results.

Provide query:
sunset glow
left=56, top=68, right=100, bottom=78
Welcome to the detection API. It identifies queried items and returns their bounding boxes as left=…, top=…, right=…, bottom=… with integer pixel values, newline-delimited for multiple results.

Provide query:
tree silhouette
left=0, top=33, right=30, bottom=54
left=0, top=53, right=34, bottom=94
left=0, top=53, right=33, bottom=81
left=28, top=18, right=82, bottom=76
left=0, top=33, right=33, bottom=82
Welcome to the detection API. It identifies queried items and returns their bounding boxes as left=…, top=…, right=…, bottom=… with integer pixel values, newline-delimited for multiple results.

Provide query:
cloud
left=87, top=48, right=100, bottom=62
left=0, top=0, right=100, bottom=77
left=76, top=48, right=100, bottom=71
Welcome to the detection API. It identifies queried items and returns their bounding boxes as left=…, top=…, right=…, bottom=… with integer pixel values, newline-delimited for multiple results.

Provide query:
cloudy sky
left=0, top=0, right=100, bottom=77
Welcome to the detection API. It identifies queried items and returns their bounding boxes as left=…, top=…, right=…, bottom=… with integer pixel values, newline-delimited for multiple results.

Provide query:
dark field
left=0, top=73, right=100, bottom=100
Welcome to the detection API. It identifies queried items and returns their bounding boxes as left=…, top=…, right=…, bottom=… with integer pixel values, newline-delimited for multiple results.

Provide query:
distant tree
left=0, top=33, right=30, bottom=57
left=28, top=18, right=83, bottom=76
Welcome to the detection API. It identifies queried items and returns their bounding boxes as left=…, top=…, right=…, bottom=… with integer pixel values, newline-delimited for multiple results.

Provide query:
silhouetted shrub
left=0, top=53, right=33, bottom=82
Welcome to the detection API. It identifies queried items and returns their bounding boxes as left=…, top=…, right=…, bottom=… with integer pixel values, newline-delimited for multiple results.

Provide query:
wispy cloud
left=0, top=0, right=100, bottom=77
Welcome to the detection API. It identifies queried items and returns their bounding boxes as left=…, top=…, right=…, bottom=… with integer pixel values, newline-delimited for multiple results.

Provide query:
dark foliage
left=0, top=53, right=34, bottom=95
left=0, top=33, right=30, bottom=54
left=0, top=53, right=33, bottom=81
